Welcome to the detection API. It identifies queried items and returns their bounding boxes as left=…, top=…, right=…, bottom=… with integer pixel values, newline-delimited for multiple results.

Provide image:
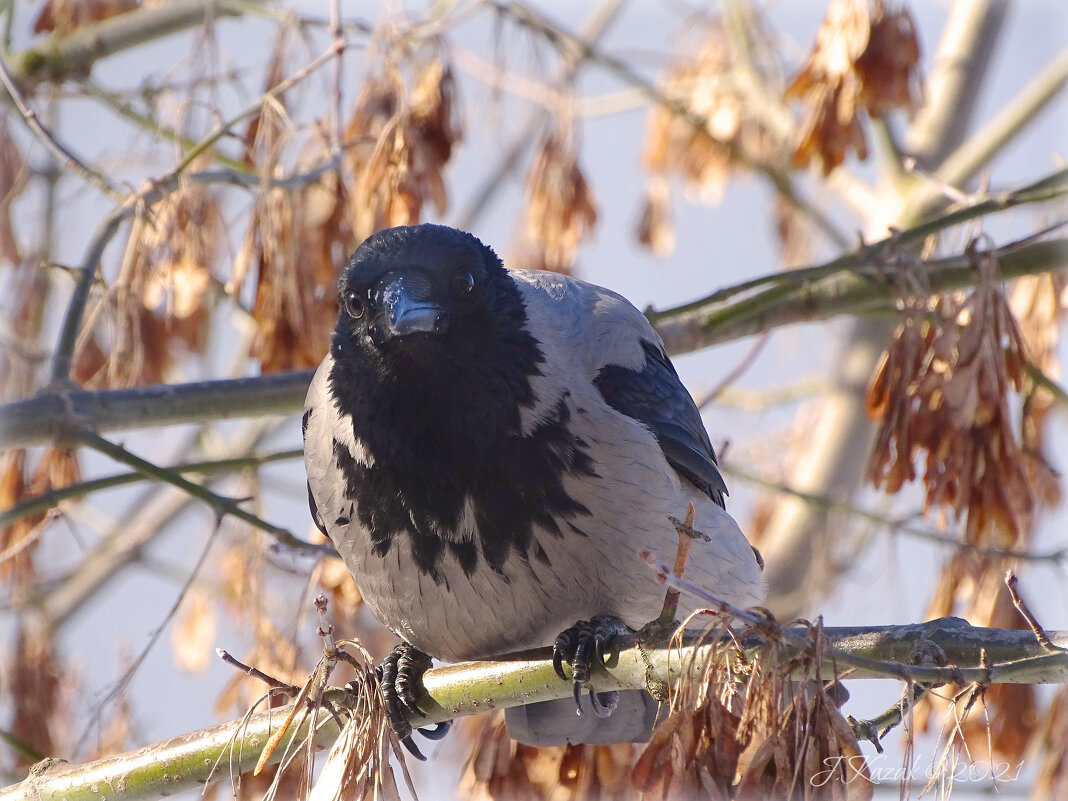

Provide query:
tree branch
left=0, top=449, right=303, bottom=530
left=0, top=370, right=313, bottom=450
left=490, top=0, right=849, bottom=247
left=905, top=0, right=1009, bottom=169
left=5, top=235, right=1066, bottom=450
left=936, top=47, right=1068, bottom=193
left=9, top=0, right=262, bottom=86
left=2, top=621, right=1065, bottom=801
left=75, top=429, right=320, bottom=554
left=653, top=236, right=1068, bottom=354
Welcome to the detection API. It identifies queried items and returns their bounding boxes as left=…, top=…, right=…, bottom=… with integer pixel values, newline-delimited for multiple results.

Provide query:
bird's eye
left=452, top=271, right=475, bottom=294
left=342, top=289, right=366, bottom=320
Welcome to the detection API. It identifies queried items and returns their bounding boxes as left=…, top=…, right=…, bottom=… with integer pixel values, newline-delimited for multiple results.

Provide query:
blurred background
left=1, top=1, right=1066, bottom=798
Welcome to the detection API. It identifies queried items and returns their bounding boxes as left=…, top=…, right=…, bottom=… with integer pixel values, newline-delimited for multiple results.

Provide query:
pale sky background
left=3, top=1, right=1067, bottom=799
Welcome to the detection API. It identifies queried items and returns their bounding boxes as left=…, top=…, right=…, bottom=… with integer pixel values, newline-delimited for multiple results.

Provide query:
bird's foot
left=376, top=642, right=451, bottom=760
left=552, top=615, right=631, bottom=719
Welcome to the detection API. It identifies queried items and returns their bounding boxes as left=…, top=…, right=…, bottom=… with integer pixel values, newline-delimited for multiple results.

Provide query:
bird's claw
left=552, top=615, right=629, bottom=718
left=376, top=642, right=450, bottom=760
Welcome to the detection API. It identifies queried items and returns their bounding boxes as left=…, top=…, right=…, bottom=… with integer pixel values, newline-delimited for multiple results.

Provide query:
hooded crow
left=303, top=224, right=765, bottom=750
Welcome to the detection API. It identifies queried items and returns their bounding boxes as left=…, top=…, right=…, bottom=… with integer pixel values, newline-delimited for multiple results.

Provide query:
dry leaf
left=867, top=243, right=1041, bottom=549
left=519, top=124, right=598, bottom=274
left=0, top=117, right=28, bottom=265
left=7, top=622, right=63, bottom=767
left=636, top=178, right=675, bottom=258
left=33, top=0, right=140, bottom=35
left=97, top=177, right=220, bottom=388
left=1034, top=685, right=1068, bottom=800
left=786, top=0, right=921, bottom=174
left=641, top=16, right=781, bottom=218
left=344, top=55, right=462, bottom=241
left=172, top=587, right=217, bottom=673
left=458, top=712, right=640, bottom=801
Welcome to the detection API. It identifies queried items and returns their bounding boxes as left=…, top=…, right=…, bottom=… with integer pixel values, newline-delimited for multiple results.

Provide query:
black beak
left=375, top=273, right=449, bottom=338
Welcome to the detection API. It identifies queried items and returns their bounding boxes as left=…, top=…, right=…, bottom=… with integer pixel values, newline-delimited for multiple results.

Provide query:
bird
left=302, top=223, right=765, bottom=752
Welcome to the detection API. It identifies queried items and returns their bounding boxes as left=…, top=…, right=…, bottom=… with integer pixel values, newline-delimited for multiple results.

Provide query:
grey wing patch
left=594, top=338, right=728, bottom=507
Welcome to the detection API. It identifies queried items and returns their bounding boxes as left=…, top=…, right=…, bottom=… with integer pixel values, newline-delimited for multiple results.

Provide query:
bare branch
left=0, top=370, right=312, bottom=450
left=9, top=0, right=263, bottom=86
left=1005, top=570, right=1068, bottom=654
left=0, top=56, right=121, bottom=199
left=6, top=234, right=1066, bottom=450
left=2, top=621, right=1065, bottom=801
left=75, top=428, right=322, bottom=555
left=0, top=449, right=303, bottom=530
left=906, top=0, right=1010, bottom=168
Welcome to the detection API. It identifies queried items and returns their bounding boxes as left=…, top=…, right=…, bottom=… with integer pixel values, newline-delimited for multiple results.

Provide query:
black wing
left=594, top=339, right=728, bottom=508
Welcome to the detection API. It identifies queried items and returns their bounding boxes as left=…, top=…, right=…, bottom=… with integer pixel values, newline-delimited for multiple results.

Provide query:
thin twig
left=0, top=449, right=304, bottom=530
left=75, top=428, right=323, bottom=555
left=74, top=510, right=224, bottom=754
left=167, top=32, right=348, bottom=179
left=0, top=56, right=121, bottom=199
left=1005, top=570, right=1068, bottom=654
left=490, top=0, right=849, bottom=248
left=696, top=333, right=770, bottom=410
left=217, top=649, right=300, bottom=694
left=936, top=48, right=1068, bottom=194
left=849, top=683, right=929, bottom=753
left=36, top=421, right=287, bottom=628
left=82, top=79, right=252, bottom=174
left=453, top=0, right=625, bottom=230
left=724, top=463, right=1068, bottom=564
left=328, top=0, right=344, bottom=150
left=660, top=503, right=700, bottom=623
left=0, top=511, right=58, bottom=565
left=50, top=203, right=134, bottom=384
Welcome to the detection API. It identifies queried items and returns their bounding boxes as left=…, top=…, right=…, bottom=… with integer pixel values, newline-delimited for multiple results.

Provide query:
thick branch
left=10, top=0, right=260, bottom=86
left=654, top=237, right=1068, bottom=354
left=4, top=236, right=1066, bottom=450
left=905, top=0, right=1009, bottom=168
left=0, top=371, right=312, bottom=450
left=2, top=621, right=1065, bottom=801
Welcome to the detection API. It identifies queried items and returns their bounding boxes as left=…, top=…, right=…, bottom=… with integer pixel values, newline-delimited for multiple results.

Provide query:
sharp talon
left=554, top=616, right=632, bottom=721
left=590, top=690, right=618, bottom=718
left=417, top=721, right=452, bottom=740
left=401, top=735, right=427, bottom=761
left=595, top=636, right=607, bottom=667
left=379, top=642, right=435, bottom=755
left=552, top=649, right=568, bottom=682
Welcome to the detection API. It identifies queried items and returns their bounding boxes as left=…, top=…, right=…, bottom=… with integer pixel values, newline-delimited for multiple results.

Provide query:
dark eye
left=342, top=289, right=366, bottom=320
left=452, top=271, right=475, bottom=294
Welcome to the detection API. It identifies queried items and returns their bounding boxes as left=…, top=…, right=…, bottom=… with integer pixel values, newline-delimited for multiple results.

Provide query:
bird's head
left=334, top=224, right=509, bottom=354
left=329, top=225, right=541, bottom=430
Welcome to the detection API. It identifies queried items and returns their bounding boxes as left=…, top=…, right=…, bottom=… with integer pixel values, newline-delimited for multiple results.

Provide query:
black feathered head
left=328, top=224, right=543, bottom=438
left=335, top=224, right=510, bottom=350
